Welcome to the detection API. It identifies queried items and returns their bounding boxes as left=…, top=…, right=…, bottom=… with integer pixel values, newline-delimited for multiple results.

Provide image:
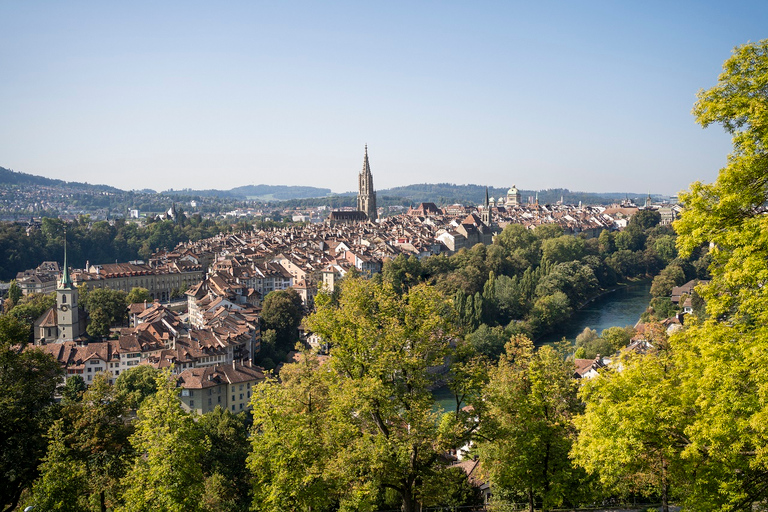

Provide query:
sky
left=1, top=1, right=766, bottom=196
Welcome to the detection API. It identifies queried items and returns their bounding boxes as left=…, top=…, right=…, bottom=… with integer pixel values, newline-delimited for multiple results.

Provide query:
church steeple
left=357, top=144, right=377, bottom=222
left=481, top=187, right=491, bottom=227
left=59, top=230, right=73, bottom=289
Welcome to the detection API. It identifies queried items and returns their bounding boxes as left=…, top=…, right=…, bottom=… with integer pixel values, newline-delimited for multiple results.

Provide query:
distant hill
left=0, top=165, right=663, bottom=210
left=0, top=166, right=123, bottom=193
left=341, top=183, right=655, bottom=207
left=163, top=184, right=332, bottom=201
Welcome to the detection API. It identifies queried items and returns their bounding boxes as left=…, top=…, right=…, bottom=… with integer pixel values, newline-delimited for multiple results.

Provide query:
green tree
left=528, top=291, right=571, bottom=336
left=573, top=348, right=688, bottom=512
left=629, top=209, right=661, bottom=230
left=0, top=342, right=62, bottom=511
left=466, top=324, right=508, bottom=361
left=541, top=235, right=585, bottom=265
left=61, top=374, right=87, bottom=404
left=114, top=365, right=161, bottom=409
left=125, top=287, right=151, bottom=305
left=305, top=278, right=479, bottom=512
left=382, top=254, right=423, bottom=294
left=7, top=280, right=21, bottom=307
left=598, top=229, right=616, bottom=255
left=83, top=288, right=128, bottom=338
left=28, top=373, right=134, bottom=512
left=260, top=289, right=304, bottom=358
left=198, top=407, right=251, bottom=512
left=248, top=353, right=338, bottom=512
left=479, top=337, right=584, bottom=511
left=118, top=369, right=206, bottom=512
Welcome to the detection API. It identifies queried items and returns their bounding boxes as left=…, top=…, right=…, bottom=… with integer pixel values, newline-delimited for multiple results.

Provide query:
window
left=217, top=396, right=221, bottom=403
left=232, top=395, right=235, bottom=402
left=62, top=295, right=67, bottom=304
left=232, top=405, right=235, bottom=411
left=239, top=393, right=243, bottom=400
left=239, top=403, right=243, bottom=410
left=190, top=400, right=194, bottom=407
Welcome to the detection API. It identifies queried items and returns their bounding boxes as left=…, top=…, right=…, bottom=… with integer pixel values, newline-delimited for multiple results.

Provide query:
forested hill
left=375, top=183, right=650, bottom=206
left=282, top=184, right=660, bottom=208
left=0, top=166, right=122, bottom=193
left=163, top=184, right=333, bottom=201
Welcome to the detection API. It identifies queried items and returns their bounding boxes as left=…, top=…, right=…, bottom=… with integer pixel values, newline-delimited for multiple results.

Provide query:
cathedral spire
left=59, top=229, right=73, bottom=289
left=357, top=145, right=377, bottom=222
left=485, top=186, right=489, bottom=207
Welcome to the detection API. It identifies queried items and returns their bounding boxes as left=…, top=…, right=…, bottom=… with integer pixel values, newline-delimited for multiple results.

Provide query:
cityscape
left=1, top=2, right=767, bottom=512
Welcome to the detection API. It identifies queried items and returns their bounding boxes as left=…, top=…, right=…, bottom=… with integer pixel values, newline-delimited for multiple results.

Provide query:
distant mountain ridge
left=163, top=184, right=332, bottom=201
left=0, top=165, right=661, bottom=206
left=0, top=166, right=122, bottom=193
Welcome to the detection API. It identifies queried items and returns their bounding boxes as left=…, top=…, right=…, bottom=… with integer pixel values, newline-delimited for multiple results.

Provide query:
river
left=536, top=280, right=652, bottom=345
left=433, top=281, right=652, bottom=413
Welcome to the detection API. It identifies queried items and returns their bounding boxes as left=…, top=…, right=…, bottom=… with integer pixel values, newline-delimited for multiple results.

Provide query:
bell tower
left=57, top=233, right=79, bottom=341
left=357, top=145, right=377, bottom=222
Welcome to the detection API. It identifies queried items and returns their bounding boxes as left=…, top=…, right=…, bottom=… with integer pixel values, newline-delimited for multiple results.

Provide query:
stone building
left=357, top=145, right=377, bottom=222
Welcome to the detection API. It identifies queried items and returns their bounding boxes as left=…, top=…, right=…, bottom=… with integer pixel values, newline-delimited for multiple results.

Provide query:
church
left=33, top=246, right=88, bottom=344
left=327, top=146, right=378, bottom=225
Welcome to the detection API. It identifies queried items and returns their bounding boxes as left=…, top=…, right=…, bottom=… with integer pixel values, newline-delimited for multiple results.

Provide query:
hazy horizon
left=2, top=1, right=766, bottom=196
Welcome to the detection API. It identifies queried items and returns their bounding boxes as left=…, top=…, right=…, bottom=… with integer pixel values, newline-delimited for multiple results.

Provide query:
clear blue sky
left=1, top=1, right=765, bottom=196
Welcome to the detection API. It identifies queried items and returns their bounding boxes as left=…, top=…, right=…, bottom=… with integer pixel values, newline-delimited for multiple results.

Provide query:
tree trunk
left=661, top=457, right=669, bottom=512
left=528, top=486, right=535, bottom=512
left=100, top=490, right=106, bottom=512
left=402, top=487, right=416, bottom=512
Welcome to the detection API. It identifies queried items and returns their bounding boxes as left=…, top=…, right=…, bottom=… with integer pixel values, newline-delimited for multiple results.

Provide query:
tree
left=260, top=289, right=303, bottom=358
left=304, top=278, right=480, bottom=512
left=541, top=235, right=585, bottom=265
left=61, top=374, right=87, bottom=404
left=125, top=287, right=151, bottom=305
left=658, top=39, right=768, bottom=508
left=28, top=373, right=134, bottom=512
left=382, top=254, right=423, bottom=294
left=528, top=291, right=571, bottom=336
left=7, top=280, right=21, bottom=306
left=0, top=343, right=62, bottom=512
left=114, top=365, right=161, bottom=409
left=248, top=353, right=338, bottom=512
left=479, top=337, right=584, bottom=511
left=83, top=288, right=128, bottom=338
left=466, top=324, right=509, bottom=361
left=573, top=348, right=688, bottom=512
left=629, top=209, right=661, bottom=230
left=198, top=407, right=251, bottom=512
left=598, top=229, right=616, bottom=255
left=118, top=369, right=205, bottom=512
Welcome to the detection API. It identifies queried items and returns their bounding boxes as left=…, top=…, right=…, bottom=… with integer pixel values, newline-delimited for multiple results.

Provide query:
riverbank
left=535, top=280, right=653, bottom=346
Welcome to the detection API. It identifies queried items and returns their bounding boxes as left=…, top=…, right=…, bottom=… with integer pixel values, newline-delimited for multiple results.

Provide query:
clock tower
left=56, top=238, right=79, bottom=341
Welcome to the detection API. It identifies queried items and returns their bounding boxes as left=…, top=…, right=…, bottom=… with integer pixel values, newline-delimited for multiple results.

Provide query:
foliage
left=61, top=375, right=87, bottom=404
left=302, top=277, right=481, bottom=512
left=125, top=287, right=151, bottom=305
left=83, top=288, right=128, bottom=338
left=248, top=353, right=338, bottom=512
left=197, top=407, right=251, bottom=512
left=118, top=369, right=206, bottom=512
left=114, top=365, right=161, bottom=409
left=479, top=337, right=585, bottom=511
left=259, top=288, right=304, bottom=361
left=0, top=342, right=62, bottom=512
left=28, top=373, right=134, bottom=512
left=573, top=346, right=687, bottom=512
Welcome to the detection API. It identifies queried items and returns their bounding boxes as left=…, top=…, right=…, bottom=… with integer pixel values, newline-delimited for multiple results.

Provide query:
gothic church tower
left=357, top=145, right=377, bottom=222
left=56, top=236, right=79, bottom=341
